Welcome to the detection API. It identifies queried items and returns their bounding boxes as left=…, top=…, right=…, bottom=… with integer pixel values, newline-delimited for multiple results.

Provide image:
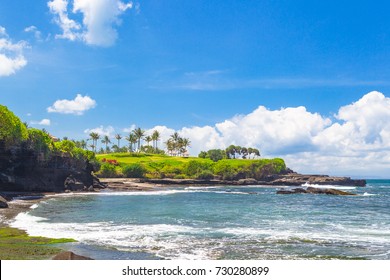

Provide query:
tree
left=101, top=135, right=111, bottom=153
left=207, top=149, right=225, bottom=162
left=0, top=105, right=28, bottom=147
left=152, top=130, right=161, bottom=150
left=89, top=132, right=100, bottom=152
left=115, top=134, right=122, bottom=148
left=198, top=151, right=208, bottom=158
left=144, top=135, right=152, bottom=146
left=133, top=127, right=145, bottom=151
left=181, top=137, right=191, bottom=156
left=125, top=133, right=137, bottom=152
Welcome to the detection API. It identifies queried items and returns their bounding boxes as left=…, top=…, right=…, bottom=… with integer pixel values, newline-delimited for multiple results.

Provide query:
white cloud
left=47, top=94, right=96, bottom=115
left=136, top=91, right=390, bottom=177
left=84, top=125, right=115, bottom=137
left=31, top=119, right=51, bottom=126
left=123, top=124, right=137, bottom=133
left=24, top=26, right=43, bottom=40
left=0, top=26, right=29, bottom=77
left=48, top=0, right=82, bottom=41
left=48, top=0, right=133, bottom=46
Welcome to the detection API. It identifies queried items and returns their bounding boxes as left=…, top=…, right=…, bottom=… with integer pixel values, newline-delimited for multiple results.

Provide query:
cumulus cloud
left=84, top=125, right=115, bottom=137
left=31, top=119, right=51, bottom=126
left=0, top=26, right=29, bottom=77
left=47, top=94, right=96, bottom=115
left=47, top=0, right=133, bottom=46
left=140, top=91, right=390, bottom=176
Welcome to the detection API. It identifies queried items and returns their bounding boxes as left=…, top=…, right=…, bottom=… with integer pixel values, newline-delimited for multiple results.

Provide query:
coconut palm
left=181, top=137, right=191, bottom=155
left=115, top=134, right=122, bottom=149
left=89, top=132, right=100, bottom=152
left=133, top=127, right=145, bottom=151
left=144, top=135, right=152, bottom=146
left=101, top=135, right=111, bottom=153
left=164, top=139, right=174, bottom=156
left=152, top=130, right=161, bottom=150
left=125, top=133, right=138, bottom=152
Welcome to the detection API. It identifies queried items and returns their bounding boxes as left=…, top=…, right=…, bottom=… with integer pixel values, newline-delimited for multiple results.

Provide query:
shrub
left=122, top=163, right=145, bottom=178
left=184, top=160, right=213, bottom=177
left=98, top=163, right=117, bottom=178
left=213, top=160, right=236, bottom=180
left=196, top=170, right=214, bottom=180
left=174, top=174, right=186, bottom=179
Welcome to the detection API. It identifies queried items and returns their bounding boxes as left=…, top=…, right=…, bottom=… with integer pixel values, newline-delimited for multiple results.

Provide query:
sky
left=1, top=0, right=390, bottom=177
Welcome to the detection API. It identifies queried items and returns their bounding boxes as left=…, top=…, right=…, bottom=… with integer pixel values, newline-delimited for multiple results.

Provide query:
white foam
left=54, top=189, right=250, bottom=197
left=301, top=182, right=356, bottom=190
left=30, top=203, right=39, bottom=209
left=362, top=192, right=377, bottom=196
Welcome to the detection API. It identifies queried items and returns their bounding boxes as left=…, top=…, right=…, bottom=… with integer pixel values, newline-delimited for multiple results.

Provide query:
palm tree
left=152, top=130, right=161, bottom=150
left=181, top=137, right=191, bottom=155
left=89, top=132, right=100, bottom=152
left=115, top=134, right=122, bottom=148
left=164, top=139, right=174, bottom=156
left=144, top=135, right=152, bottom=146
left=133, top=127, right=145, bottom=151
left=101, top=135, right=111, bottom=152
left=125, top=133, right=138, bottom=152
left=80, top=140, right=87, bottom=150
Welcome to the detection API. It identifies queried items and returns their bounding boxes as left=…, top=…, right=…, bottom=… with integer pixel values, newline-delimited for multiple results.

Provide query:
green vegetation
left=0, top=105, right=28, bottom=148
left=96, top=153, right=286, bottom=180
left=0, top=226, right=76, bottom=260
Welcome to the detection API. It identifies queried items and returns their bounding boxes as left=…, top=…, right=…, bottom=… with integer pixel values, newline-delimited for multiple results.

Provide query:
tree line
left=198, top=145, right=260, bottom=162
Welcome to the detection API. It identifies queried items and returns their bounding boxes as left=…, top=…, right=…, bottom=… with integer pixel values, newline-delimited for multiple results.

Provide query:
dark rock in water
left=238, top=178, right=258, bottom=185
left=0, top=195, right=8, bottom=208
left=268, top=174, right=366, bottom=187
left=52, top=251, right=93, bottom=260
left=64, top=175, right=85, bottom=191
left=277, top=187, right=356, bottom=196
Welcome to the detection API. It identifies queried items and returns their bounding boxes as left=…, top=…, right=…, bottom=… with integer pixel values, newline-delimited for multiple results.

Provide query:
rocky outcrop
left=52, top=251, right=93, bottom=260
left=0, top=142, right=106, bottom=193
left=277, top=187, right=356, bottom=196
left=137, top=174, right=366, bottom=187
left=0, top=195, right=8, bottom=208
left=267, top=174, right=366, bottom=187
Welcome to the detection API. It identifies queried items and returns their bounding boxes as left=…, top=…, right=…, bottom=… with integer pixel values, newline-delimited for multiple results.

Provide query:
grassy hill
left=96, top=153, right=287, bottom=180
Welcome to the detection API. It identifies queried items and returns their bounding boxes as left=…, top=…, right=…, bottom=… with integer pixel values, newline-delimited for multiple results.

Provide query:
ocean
left=10, top=180, right=390, bottom=260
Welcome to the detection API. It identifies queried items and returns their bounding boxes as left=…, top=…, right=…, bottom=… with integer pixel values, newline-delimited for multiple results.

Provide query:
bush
left=174, top=174, right=186, bottom=179
left=98, top=163, right=117, bottom=178
left=184, top=160, right=213, bottom=177
left=213, top=160, right=236, bottom=180
left=122, top=163, right=145, bottom=178
left=196, top=170, right=214, bottom=180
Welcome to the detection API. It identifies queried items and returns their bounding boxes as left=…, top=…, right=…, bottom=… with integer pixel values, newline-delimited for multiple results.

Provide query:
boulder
left=0, top=195, right=8, bottom=208
left=64, top=175, right=85, bottom=191
left=52, top=251, right=93, bottom=260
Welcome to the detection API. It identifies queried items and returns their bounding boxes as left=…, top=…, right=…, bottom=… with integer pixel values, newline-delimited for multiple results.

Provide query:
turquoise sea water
left=10, top=180, right=390, bottom=260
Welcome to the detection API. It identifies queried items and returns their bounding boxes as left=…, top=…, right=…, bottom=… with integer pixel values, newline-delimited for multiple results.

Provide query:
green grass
left=0, top=226, right=76, bottom=260
left=96, top=153, right=286, bottom=179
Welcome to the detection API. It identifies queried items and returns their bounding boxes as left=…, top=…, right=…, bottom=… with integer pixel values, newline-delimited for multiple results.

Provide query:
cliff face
left=0, top=142, right=100, bottom=192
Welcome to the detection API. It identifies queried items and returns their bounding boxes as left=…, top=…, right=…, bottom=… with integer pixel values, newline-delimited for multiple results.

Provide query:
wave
left=50, top=189, right=251, bottom=197
left=301, top=182, right=356, bottom=190
left=362, top=192, right=377, bottom=196
left=10, top=211, right=390, bottom=260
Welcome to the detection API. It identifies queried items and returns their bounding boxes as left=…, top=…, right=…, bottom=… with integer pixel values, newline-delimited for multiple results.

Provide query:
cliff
left=0, top=142, right=104, bottom=193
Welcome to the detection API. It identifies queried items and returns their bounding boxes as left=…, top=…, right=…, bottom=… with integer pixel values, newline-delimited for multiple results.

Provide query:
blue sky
left=1, top=0, right=390, bottom=176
